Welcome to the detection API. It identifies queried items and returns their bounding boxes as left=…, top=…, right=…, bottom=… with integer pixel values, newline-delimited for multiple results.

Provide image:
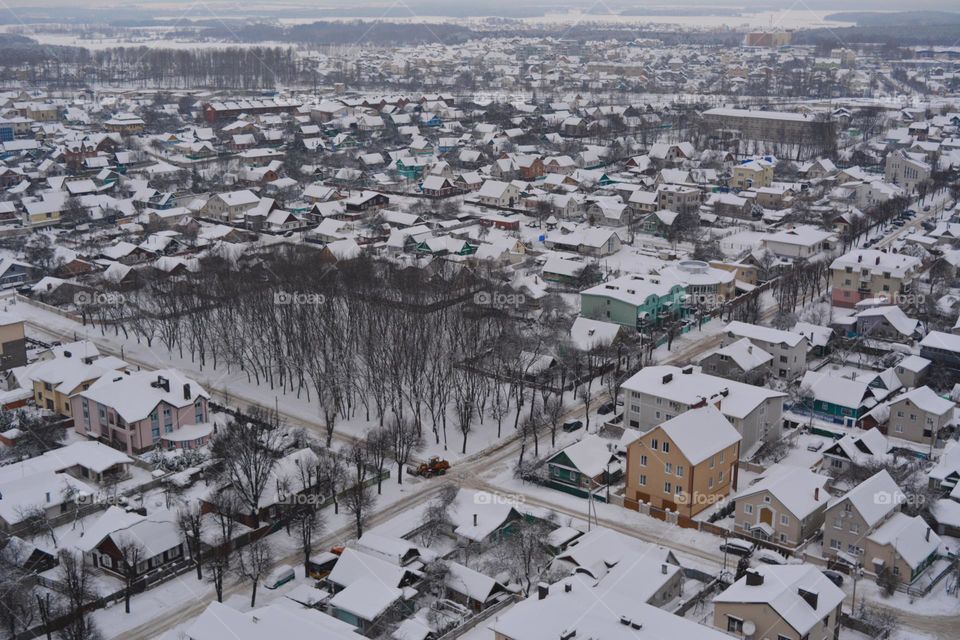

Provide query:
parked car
left=597, top=402, right=616, bottom=415
left=562, top=420, right=583, bottom=433
left=822, top=570, right=845, bottom=587
left=265, top=565, right=296, bottom=589
left=755, top=548, right=788, bottom=565
left=806, top=440, right=824, bottom=452
left=720, top=539, right=756, bottom=557
left=923, top=205, right=931, bottom=212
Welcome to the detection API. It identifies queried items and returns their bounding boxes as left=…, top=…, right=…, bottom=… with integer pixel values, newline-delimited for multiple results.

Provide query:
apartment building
left=620, top=365, right=785, bottom=458
left=884, top=149, right=931, bottom=194
left=830, top=249, right=921, bottom=308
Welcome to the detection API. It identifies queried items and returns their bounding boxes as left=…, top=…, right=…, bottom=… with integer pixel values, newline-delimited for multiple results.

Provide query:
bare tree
left=364, top=427, right=390, bottom=494
left=116, top=539, right=145, bottom=614
left=177, top=505, right=204, bottom=580
left=344, top=443, right=375, bottom=538
left=388, top=417, right=422, bottom=485
left=210, top=422, right=281, bottom=526
left=484, top=518, right=554, bottom=595
left=56, top=550, right=101, bottom=640
left=235, top=538, right=273, bottom=608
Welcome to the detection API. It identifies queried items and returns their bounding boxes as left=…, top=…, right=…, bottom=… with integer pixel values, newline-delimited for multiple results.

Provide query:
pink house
left=71, top=369, right=211, bottom=455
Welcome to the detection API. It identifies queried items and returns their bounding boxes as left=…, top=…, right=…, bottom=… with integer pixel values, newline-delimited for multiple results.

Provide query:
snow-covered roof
left=186, top=601, right=359, bottom=640
left=622, top=365, right=785, bottom=420
left=649, top=405, right=742, bottom=465
left=79, top=368, right=209, bottom=423
left=725, top=321, right=805, bottom=348
left=890, top=386, right=954, bottom=417
left=330, top=576, right=403, bottom=622
left=551, top=434, right=619, bottom=478
left=832, top=470, right=903, bottom=529
left=867, top=512, right=941, bottom=570
left=701, top=337, right=772, bottom=372
left=714, top=565, right=845, bottom=637
left=569, top=317, right=621, bottom=351
left=735, top=464, right=830, bottom=520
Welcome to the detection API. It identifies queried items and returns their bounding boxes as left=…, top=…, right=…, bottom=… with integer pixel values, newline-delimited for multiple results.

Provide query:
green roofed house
left=580, top=274, right=686, bottom=330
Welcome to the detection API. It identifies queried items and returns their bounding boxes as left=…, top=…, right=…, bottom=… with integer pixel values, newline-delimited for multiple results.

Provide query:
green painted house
left=798, top=370, right=876, bottom=427
left=416, top=236, right=475, bottom=256
left=580, top=275, right=686, bottom=330
left=546, top=435, right=622, bottom=498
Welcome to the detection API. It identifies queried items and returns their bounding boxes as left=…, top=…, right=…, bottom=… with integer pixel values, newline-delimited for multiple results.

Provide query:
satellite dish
left=742, top=620, right=757, bottom=637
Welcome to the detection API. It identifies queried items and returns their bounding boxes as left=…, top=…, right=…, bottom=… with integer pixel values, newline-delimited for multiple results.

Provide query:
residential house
left=713, top=566, right=844, bottom=640
left=78, top=506, right=185, bottom=578
left=545, top=434, right=621, bottom=496
left=625, top=406, right=741, bottom=517
left=721, top=321, right=808, bottom=380
left=886, top=386, right=955, bottom=448
left=733, top=465, right=831, bottom=547
left=71, top=369, right=210, bottom=455
left=823, top=470, right=903, bottom=565
left=476, top=180, right=520, bottom=208
left=697, top=338, right=772, bottom=385
left=761, top=226, right=834, bottom=261
left=864, top=513, right=941, bottom=583
left=821, top=428, right=890, bottom=475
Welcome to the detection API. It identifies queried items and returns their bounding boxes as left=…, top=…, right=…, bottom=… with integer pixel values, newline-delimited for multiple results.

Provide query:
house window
left=665, top=463, right=673, bottom=475
left=640, top=455, right=648, bottom=466
left=675, top=485, right=682, bottom=496
left=764, top=496, right=771, bottom=503
left=834, top=518, right=843, bottom=529
left=726, top=616, right=743, bottom=633
left=779, top=533, right=786, bottom=543
left=893, top=566, right=900, bottom=576
left=662, top=442, right=670, bottom=453
left=710, top=456, right=715, bottom=469
left=830, top=539, right=840, bottom=550
left=638, top=474, right=646, bottom=486
left=163, top=406, right=173, bottom=433
left=850, top=523, right=859, bottom=534
left=895, top=424, right=904, bottom=434
left=719, top=470, right=724, bottom=482
left=780, top=514, right=789, bottom=525
left=651, top=439, right=658, bottom=450
left=708, top=476, right=714, bottom=489
left=664, top=481, right=671, bottom=494
left=744, top=504, right=753, bottom=514
left=194, top=400, right=204, bottom=424
left=719, top=451, right=725, bottom=463
left=676, top=465, right=684, bottom=477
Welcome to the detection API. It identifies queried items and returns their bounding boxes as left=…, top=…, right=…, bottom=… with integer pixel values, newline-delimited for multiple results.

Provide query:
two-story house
left=823, top=470, right=904, bottom=564
left=886, top=386, right=955, bottom=448
left=71, top=369, right=210, bottom=455
left=733, top=465, right=831, bottom=547
left=713, top=566, right=844, bottom=640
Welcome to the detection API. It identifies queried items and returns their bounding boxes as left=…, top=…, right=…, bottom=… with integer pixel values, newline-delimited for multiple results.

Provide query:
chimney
left=661, top=563, right=668, bottom=575
left=814, top=487, right=820, bottom=501
left=473, top=513, right=478, bottom=527
left=926, top=527, right=931, bottom=542
left=564, top=582, right=573, bottom=593
left=745, top=570, right=764, bottom=586
left=798, top=588, right=819, bottom=610
left=537, top=582, right=549, bottom=600
left=747, top=345, right=753, bottom=354
left=619, top=616, right=631, bottom=626
left=876, top=256, right=880, bottom=265
left=183, top=383, right=192, bottom=401
left=662, top=373, right=673, bottom=384
left=45, top=492, right=51, bottom=503
left=857, top=254, right=862, bottom=263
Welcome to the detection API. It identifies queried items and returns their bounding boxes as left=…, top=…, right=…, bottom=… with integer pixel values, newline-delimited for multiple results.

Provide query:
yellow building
left=625, top=405, right=741, bottom=518
left=29, top=356, right=128, bottom=417
left=731, top=159, right=773, bottom=190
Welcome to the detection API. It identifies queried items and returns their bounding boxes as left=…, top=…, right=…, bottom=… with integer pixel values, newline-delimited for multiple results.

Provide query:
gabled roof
left=867, top=512, right=941, bottom=569
left=831, top=469, right=903, bottom=528
left=647, top=405, right=741, bottom=465
left=714, top=565, right=845, bottom=637
left=735, top=464, right=830, bottom=520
